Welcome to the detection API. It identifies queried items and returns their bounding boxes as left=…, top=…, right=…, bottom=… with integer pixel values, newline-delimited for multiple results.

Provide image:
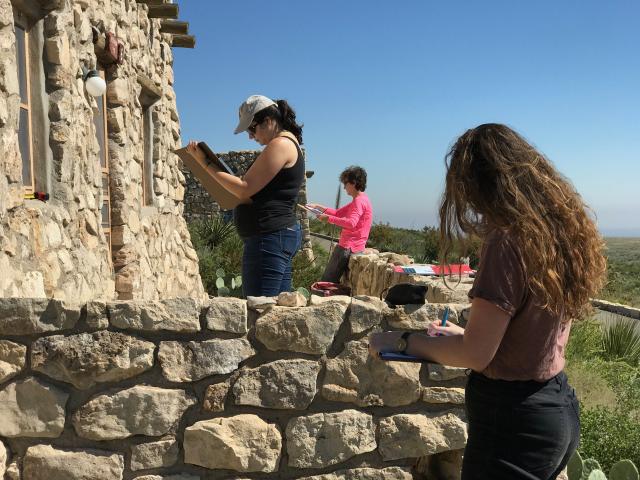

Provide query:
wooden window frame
left=15, top=12, right=35, bottom=193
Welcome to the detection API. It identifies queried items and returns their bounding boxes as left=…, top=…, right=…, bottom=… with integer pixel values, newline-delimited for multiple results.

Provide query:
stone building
left=0, top=0, right=204, bottom=302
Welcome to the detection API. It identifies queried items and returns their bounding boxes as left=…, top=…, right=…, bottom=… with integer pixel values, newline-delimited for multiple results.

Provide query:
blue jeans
left=462, top=371, right=580, bottom=480
left=242, top=224, right=302, bottom=297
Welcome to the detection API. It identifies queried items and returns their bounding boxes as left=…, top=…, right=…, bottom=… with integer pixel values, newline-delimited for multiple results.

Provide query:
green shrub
left=567, top=318, right=604, bottom=361
left=292, top=245, right=329, bottom=291
left=600, top=317, right=640, bottom=366
left=190, top=216, right=329, bottom=297
left=579, top=406, right=640, bottom=473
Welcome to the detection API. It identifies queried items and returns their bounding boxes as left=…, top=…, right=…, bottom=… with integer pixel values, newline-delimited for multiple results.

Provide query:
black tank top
left=233, top=136, right=305, bottom=238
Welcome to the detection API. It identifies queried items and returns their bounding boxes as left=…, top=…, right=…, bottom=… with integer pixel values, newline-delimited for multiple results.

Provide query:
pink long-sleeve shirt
left=324, top=193, right=373, bottom=252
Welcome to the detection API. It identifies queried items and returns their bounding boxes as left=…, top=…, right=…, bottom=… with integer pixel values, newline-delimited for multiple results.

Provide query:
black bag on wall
left=383, top=283, right=428, bottom=306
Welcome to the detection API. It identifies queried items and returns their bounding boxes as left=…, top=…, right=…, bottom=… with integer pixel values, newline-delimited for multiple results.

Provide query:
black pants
left=462, top=371, right=580, bottom=480
left=321, top=245, right=352, bottom=283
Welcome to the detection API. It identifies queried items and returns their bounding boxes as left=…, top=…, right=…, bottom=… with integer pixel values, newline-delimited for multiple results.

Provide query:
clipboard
left=379, top=351, right=425, bottom=363
left=174, top=143, right=250, bottom=210
left=298, top=204, right=325, bottom=216
left=197, top=142, right=236, bottom=175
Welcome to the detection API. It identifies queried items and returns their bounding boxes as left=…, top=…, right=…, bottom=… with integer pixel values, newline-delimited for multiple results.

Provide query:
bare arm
left=369, top=297, right=510, bottom=371
left=186, top=137, right=297, bottom=198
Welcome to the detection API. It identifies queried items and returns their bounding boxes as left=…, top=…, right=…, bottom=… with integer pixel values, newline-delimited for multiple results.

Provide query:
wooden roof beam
left=137, top=0, right=165, bottom=5
left=147, top=4, right=179, bottom=19
left=171, top=34, right=195, bottom=48
left=160, top=20, right=189, bottom=35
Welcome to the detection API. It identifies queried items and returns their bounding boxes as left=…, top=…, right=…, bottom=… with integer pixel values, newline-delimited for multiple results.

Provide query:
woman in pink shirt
left=308, top=166, right=373, bottom=283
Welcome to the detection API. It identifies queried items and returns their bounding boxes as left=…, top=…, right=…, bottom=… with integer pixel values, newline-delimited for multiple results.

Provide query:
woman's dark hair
left=252, top=99, right=304, bottom=144
left=439, top=123, right=606, bottom=320
left=340, top=166, right=367, bottom=191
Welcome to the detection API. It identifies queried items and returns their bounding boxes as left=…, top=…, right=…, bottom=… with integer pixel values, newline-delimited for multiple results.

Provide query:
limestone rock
left=31, top=331, right=155, bottom=389
left=298, top=466, right=413, bottom=480
left=378, top=411, right=468, bottom=461
left=202, top=380, right=230, bottom=412
left=0, top=298, right=80, bottom=335
left=349, top=295, right=384, bottom=334
left=158, top=338, right=255, bottom=382
left=422, top=387, right=465, bottom=404
left=184, top=415, right=281, bottom=472
left=0, top=377, right=68, bottom=438
left=255, top=302, right=347, bottom=354
left=286, top=410, right=376, bottom=468
left=108, top=298, right=200, bottom=332
left=5, top=460, right=19, bottom=480
left=379, top=252, right=412, bottom=265
left=428, top=364, right=468, bottom=381
left=246, top=296, right=276, bottom=310
left=0, top=340, right=26, bottom=383
left=277, top=291, right=307, bottom=307
left=22, top=444, right=124, bottom=480
left=232, top=359, right=320, bottom=409
left=205, top=297, right=247, bottom=333
left=0, top=440, right=6, bottom=477
left=130, top=437, right=179, bottom=471
left=85, top=300, right=109, bottom=330
left=309, top=294, right=351, bottom=306
left=427, top=281, right=472, bottom=304
left=386, top=303, right=460, bottom=330
left=132, top=476, right=199, bottom=480
left=322, top=340, right=420, bottom=407
left=73, top=386, right=196, bottom=440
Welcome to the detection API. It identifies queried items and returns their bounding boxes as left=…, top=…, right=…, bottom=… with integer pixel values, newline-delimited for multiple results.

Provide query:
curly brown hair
left=339, top=166, right=367, bottom=192
left=439, top=123, right=606, bottom=319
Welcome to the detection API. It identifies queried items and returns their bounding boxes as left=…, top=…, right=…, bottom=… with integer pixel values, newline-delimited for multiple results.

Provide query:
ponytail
left=253, top=99, right=304, bottom=144
left=276, top=99, right=304, bottom=144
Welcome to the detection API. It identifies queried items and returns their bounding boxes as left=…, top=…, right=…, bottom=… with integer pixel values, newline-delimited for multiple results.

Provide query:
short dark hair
left=340, top=166, right=367, bottom=191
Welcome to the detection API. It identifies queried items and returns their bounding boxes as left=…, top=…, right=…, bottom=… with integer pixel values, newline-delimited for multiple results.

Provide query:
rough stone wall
left=0, top=294, right=470, bottom=479
left=0, top=0, right=204, bottom=301
left=347, top=252, right=474, bottom=303
left=182, top=150, right=315, bottom=260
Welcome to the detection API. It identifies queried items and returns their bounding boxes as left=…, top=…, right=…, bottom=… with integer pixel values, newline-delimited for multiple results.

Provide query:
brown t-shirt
left=468, top=229, right=570, bottom=382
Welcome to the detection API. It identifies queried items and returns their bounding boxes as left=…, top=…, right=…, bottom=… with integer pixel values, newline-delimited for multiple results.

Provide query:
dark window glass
left=15, top=24, right=28, bottom=105
left=102, top=174, right=109, bottom=198
left=19, top=107, right=31, bottom=186
left=142, top=107, right=154, bottom=204
left=94, top=96, right=107, bottom=169
left=101, top=201, right=110, bottom=227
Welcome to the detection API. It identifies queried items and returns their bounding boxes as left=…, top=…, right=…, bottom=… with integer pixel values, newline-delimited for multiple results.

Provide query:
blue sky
left=174, top=1, right=640, bottom=236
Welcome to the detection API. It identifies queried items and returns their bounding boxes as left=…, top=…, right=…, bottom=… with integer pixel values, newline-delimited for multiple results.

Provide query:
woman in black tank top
left=187, top=95, right=305, bottom=297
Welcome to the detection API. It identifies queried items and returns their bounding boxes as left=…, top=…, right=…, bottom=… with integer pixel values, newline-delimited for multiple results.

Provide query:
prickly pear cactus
left=568, top=450, right=584, bottom=480
left=609, top=459, right=639, bottom=480
left=584, top=459, right=604, bottom=480
left=588, top=470, right=607, bottom=480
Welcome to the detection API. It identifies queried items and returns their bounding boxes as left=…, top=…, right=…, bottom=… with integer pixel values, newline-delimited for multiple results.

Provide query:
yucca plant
left=194, top=215, right=236, bottom=250
left=600, top=317, right=640, bottom=366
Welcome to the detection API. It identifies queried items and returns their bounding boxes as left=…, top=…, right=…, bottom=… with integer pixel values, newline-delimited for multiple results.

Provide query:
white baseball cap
left=233, top=95, right=277, bottom=134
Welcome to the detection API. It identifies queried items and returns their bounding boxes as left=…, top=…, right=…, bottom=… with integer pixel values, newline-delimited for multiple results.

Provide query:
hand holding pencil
left=427, top=307, right=465, bottom=336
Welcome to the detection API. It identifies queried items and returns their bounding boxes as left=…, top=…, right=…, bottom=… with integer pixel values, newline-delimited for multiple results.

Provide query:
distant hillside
left=601, top=237, right=640, bottom=307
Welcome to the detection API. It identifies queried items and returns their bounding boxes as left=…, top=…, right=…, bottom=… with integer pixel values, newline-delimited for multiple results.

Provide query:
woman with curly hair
left=369, top=124, right=606, bottom=479
left=308, top=166, right=373, bottom=283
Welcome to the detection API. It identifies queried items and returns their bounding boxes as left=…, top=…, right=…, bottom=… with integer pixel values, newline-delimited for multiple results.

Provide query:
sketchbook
left=174, top=142, right=250, bottom=210
left=298, top=204, right=325, bottom=216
